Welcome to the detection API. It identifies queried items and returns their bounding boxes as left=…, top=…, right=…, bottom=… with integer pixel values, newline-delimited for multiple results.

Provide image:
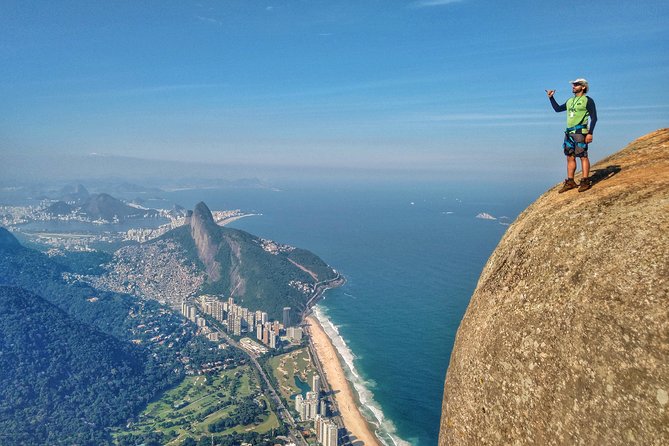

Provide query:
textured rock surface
left=439, top=129, right=669, bottom=445
left=190, top=201, right=222, bottom=282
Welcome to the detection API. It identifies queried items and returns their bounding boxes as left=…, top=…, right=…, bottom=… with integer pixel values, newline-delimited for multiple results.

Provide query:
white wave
left=313, top=306, right=413, bottom=446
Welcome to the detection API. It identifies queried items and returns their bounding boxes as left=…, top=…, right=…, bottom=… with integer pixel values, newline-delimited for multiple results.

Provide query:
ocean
left=163, top=179, right=544, bottom=445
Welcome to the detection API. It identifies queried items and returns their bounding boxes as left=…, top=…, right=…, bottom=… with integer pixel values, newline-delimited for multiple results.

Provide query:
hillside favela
left=1, top=2, right=668, bottom=446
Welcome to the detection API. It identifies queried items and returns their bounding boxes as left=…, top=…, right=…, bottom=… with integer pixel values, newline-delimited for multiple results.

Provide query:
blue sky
left=2, top=0, right=668, bottom=181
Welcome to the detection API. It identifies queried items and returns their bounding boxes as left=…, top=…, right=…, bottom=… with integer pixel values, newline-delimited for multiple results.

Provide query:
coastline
left=306, top=314, right=382, bottom=446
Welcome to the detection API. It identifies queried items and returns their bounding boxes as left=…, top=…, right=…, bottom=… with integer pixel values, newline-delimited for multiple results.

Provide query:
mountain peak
left=439, top=129, right=669, bottom=445
left=189, top=202, right=222, bottom=282
left=192, top=202, right=216, bottom=224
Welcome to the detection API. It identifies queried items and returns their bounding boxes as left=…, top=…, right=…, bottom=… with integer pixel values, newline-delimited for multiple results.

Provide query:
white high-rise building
left=312, top=374, right=321, bottom=396
left=232, top=315, right=242, bottom=336
left=269, top=330, right=278, bottom=349
left=320, top=419, right=339, bottom=446
left=213, top=301, right=224, bottom=321
left=304, top=391, right=319, bottom=420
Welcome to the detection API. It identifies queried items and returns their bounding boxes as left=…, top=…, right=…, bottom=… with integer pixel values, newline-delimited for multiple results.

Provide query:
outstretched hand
left=545, top=89, right=556, bottom=98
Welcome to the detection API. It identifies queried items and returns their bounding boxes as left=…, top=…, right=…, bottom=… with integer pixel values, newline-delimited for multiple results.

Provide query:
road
left=194, top=273, right=346, bottom=446
left=200, top=310, right=308, bottom=446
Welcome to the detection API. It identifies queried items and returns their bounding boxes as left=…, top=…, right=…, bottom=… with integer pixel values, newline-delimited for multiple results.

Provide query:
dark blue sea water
left=164, top=179, right=544, bottom=446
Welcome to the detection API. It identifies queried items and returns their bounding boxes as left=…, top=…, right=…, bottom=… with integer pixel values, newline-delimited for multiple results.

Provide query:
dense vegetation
left=208, top=397, right=266, bottom=432
left=0, top=286, right=168, bottom=445
left=287, top=247, right=338, bottom=282
left=51, top=249, right=113, bottom=275
left=0, top=227, right=135, bottom=338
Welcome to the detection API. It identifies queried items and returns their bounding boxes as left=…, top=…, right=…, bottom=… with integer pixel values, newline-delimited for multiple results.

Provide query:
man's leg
left=558, top=155, right=579, bottom=193
left=567, top=155, right=576, bottom=179
left=578, top=156, right=592, bottom=191
left=581, top=157, right=590, bottom=179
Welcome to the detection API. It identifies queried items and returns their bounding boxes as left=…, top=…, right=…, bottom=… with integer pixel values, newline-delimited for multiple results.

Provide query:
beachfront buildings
left=296, top=392, right=339, bottom=446
left=315, top=415, right=340, bottom=446
left=295, top=390, right=320, bottom=421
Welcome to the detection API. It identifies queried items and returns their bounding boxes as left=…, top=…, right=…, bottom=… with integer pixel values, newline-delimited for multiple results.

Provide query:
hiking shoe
left=558, top=178, right=578, bottom=193
left=578, top=177, right=592, bottom=192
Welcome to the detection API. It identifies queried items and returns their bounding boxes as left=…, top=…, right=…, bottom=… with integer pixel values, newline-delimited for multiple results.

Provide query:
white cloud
left=410, top=0, right=463, bottom=8
left=195, top=15, right=222, bottom=26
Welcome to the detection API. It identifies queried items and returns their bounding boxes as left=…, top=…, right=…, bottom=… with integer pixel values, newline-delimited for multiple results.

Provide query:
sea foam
left=313, top=305, right=412, bottom=446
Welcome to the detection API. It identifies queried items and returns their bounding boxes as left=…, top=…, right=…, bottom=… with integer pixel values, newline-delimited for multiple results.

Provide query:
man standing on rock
left=546, top=78, right=598, bottom=192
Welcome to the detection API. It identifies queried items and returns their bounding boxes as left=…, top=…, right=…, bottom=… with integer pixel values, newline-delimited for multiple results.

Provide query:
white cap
left=570, top=78, right=589, bottom=86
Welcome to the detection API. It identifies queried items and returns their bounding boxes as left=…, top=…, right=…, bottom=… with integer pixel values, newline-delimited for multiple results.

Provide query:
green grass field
left=113, top=366, right=280, bottom=445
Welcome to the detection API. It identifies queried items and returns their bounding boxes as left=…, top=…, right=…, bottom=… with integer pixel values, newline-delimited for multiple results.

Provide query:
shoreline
left=306, top=314, right=382, bottom=446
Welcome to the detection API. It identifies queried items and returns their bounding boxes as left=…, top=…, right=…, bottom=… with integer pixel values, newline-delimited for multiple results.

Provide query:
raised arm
left=586, top=97, right=597, bottom=134
left=547, top=91, right=566, bottom=112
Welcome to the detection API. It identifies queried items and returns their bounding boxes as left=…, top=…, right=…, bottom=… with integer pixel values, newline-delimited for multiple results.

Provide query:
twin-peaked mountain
left=103, top=202, right=338, bottom=319
left=175, top=202, right=337, bottom=317
left=46, top=192, right=160, bottom=221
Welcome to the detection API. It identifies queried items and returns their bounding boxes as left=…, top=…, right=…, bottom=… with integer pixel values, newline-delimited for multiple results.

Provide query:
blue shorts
left=563, top=133, right=588, bottom=158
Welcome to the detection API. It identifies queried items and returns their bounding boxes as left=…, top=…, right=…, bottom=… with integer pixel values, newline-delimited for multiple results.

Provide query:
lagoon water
left=164, top=179, right=542, bottom=445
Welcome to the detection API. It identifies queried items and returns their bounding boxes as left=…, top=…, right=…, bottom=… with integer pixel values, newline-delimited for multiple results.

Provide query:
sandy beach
left=306, top=316, right=381, bottom=446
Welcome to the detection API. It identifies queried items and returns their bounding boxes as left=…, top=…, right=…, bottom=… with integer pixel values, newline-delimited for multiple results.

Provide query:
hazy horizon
left=2, top=1, right=668, bottom=185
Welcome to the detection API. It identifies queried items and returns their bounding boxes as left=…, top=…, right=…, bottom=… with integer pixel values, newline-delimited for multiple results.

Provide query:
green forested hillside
left=0, top=286, right=165, bottom=445
left=0, top=227, right=134, bottom=338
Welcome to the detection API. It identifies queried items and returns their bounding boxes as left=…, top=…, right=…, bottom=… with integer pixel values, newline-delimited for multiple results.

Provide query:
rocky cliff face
left=190, top=202, right=222, bottom=282
left=439, top=129, right=669, bottom=445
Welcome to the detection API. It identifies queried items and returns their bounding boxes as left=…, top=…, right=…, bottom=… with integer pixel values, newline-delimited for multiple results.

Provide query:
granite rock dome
left=439, top=129, right=669, bottom=445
